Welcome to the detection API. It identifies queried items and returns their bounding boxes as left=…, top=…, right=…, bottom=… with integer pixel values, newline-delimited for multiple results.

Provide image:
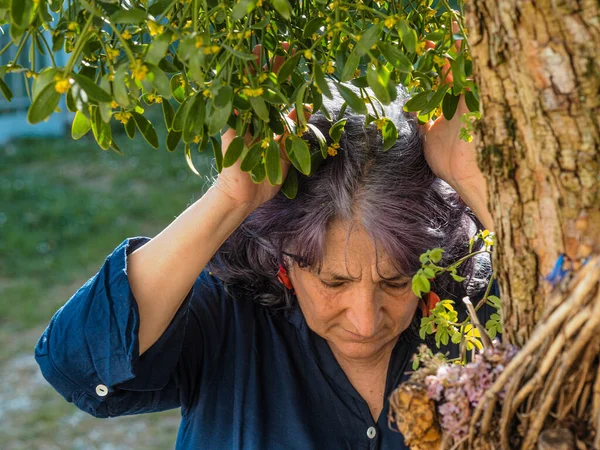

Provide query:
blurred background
left=0, top=27, right=215, bottom=450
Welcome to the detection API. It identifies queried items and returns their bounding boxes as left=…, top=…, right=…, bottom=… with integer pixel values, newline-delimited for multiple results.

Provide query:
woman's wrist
left=450, top=172, right=494, bottom=232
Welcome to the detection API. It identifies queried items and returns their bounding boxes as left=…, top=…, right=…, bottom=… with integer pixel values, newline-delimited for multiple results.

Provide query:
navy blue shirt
left=35, top=237, right=484, bottom=449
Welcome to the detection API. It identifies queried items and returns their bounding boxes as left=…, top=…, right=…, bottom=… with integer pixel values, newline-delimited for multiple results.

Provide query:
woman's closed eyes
left=320, top=280, right=409, bottom=290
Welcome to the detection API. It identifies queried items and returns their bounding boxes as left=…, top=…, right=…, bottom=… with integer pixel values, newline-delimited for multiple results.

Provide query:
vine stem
left=35, top=30, right=57, bottom=67
left=65, top=14, right=94, bottom=74
left=107, top=23, right=136, bottom=65
left=439, top=0, right=470, bottom=52
left=10, top=31, right=32, bottom=67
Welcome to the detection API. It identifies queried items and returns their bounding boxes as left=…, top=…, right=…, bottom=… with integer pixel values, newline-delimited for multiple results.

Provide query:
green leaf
left=124, top=116, right=136, bottom=139
left=162, top=99, right=175, bottom=130
left=0, top=77, right=13, bottom=102
left=423, top=267, right=435, bottom=279
left=223, top=136, right=245, bottom=168
left=71, top=73, right=112, bottom=103
left=11, top=0, right=33, bottom=28
left=451, top=332, right=462, bottom=344
left=110, top=8, right=148, bottom=23
left=442, top=92, right=460, bottom=120
left=403, top=90, right=432, bottom=112
left=281, top=166, right=298, bottom=199
left=131, top=111, right=159, bottom=148
left=271, top=0, right=292, bottom=20
left=412, top=357, right=420, bottom=371
left=429, top=248, right=444, bottom=263
left=214, top=85, right=234, bottom=108
left=182, top=95, right=205, bottom=142
left=251, top=162, right=267, bottom=183
left=27, top=81, right=61, bottom=124
left=71, top=111, right=91, bottom=140
left=367, top=62, right=395, bottom=105
left=465, top=89, right=479, bottom=112
left=277, top=52, right=301, bottom=85
left=251, top=13, right=271, bottom=29
left=451, top=53, right=467, bottom=94
left=208, top=100, right=233, bottom=136
left=232, top=0, right=256, bottom=21
left=329, top=118, right=347, bottom=142
left=303, top=17, right=325, bottom=38
left=398, top=20, right=417, bottom=53
left=166, top=129, right=181, bottom=151
left=421, top=84, right=450, bottom=116
left=411, top=273, right=431, bottom=297
left=377, top=42, right=413, bottom=73
left=450, top=272, right=466, bottom=282
left=91, top=106, right=112, bottom=150
left=240, top=141, right=263, bottom=172
left=307, top=123, right=327, bottom=158
left=336, top=83, right=367, bottom=115
left=146, top=31, right=173, bottom=66
left=170, top=74, right=187, bottom=103
left=487, top=295, right=501, bottom=309
left=249, top=96, right=270, bottom=121
left=295, top=83, right=309, bottom=127
left=285, top=135, right=311, bottom=175
left=113, top=65, right=131, bottom=108
left=355, top=23, right=383, bottom=57
left=340, top=50, right=360, bottom=82
left=313, top=62, right=333, bottom=99
left=381, top=119, right=398, bottom=151
left=32, top=68, right=59, bottom=100
left=147, top=65, right=171, bottom=99
left=265, top=138, right=283, bottom=185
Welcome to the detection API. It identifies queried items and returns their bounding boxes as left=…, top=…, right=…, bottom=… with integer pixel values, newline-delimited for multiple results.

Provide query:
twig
left=521, top=292, right=600, bottom=449
left=510, top=309, right=587, bottom=415
left=557, top=338, right=597, bottom=420
left=462, top=296, right=493, bottom=349
left=468, top=258, right=599, bottom=446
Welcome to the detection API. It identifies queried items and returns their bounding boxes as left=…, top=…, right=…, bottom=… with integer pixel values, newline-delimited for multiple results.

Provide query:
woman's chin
left=330, top=335, right=394, bottom=361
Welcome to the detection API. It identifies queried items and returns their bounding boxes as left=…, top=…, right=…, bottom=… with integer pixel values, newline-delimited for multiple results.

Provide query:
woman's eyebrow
left=320, top=271, right=358, bottom=281
left=320, top=271, right=406, bottom=281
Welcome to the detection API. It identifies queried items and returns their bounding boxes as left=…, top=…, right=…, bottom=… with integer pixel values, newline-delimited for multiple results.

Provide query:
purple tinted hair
left=208, top=84, right=487, bottom=309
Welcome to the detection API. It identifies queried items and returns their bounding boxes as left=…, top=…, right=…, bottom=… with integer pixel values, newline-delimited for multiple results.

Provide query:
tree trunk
left=468, top=0, right=599, bottom=346
left=465, top=0, right=600, bottom=447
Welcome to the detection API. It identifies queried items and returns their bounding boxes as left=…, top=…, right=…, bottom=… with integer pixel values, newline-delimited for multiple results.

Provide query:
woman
left=35, top=81, right=493, bottom=449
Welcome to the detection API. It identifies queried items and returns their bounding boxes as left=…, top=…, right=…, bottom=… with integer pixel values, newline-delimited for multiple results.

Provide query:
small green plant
left=412, top=229, right=502, bottom=365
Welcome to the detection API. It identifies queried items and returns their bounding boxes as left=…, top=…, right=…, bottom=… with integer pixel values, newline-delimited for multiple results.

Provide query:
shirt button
left=366, top=426, right=377, bottom=439
left=95, top=384, right=109, bottom=397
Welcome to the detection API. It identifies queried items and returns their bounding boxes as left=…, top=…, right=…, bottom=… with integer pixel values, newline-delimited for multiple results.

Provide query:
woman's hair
left=208, top=83, right=488, bottom=309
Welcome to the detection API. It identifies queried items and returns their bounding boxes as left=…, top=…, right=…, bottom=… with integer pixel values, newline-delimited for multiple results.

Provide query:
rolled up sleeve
left=34, top=236, right=206, bottom=418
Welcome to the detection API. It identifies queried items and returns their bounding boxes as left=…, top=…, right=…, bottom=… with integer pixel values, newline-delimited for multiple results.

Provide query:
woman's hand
left=423, top=99, right=493, bottom=230
left=421, top=31, right=494, bottom=231
left=214, top=43, right=310, bottom=212
left=216, top=106, right=310, bottom=211
left=422, top=95, right=480, bottom=189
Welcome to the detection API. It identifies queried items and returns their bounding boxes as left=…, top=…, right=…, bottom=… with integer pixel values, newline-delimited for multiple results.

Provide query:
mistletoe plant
left=0, top=0, right=478, bottom=198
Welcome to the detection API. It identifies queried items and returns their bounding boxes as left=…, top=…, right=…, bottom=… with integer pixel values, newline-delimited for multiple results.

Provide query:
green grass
left=0, top=106, right=213, bottom=449
left=0, top=105, right=214, bottom=330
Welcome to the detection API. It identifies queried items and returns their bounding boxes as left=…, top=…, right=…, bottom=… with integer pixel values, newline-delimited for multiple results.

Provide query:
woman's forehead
left=319, top=220, right=401, bottom=277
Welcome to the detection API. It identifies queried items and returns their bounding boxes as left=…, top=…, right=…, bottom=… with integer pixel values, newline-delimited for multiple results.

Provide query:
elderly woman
left=35, top=83, right=493, bottom=449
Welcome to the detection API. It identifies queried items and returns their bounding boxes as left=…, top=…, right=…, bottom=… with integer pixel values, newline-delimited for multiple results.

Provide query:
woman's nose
left=345, top=287, right=383, bottom=338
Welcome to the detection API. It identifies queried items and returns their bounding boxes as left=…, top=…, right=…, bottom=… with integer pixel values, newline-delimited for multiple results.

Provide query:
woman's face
left=289, top=219, right=420, bottom=363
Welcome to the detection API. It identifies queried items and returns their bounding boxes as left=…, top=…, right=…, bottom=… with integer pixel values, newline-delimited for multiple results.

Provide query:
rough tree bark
left=466, top=0, right=600, bottom=447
